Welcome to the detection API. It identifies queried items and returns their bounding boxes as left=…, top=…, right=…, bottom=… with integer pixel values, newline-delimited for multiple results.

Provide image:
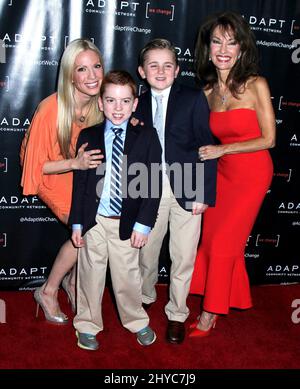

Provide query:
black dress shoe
left=142, top=302, right=153, bottom=311
left=166, top=320, right=185, bottom=344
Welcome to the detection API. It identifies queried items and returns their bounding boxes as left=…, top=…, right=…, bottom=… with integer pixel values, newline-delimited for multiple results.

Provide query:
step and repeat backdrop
left=0, top=0, right=299, bottom=290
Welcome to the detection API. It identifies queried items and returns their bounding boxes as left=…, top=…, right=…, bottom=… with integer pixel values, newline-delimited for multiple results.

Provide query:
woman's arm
left=43, top=142, right=103, bottom=174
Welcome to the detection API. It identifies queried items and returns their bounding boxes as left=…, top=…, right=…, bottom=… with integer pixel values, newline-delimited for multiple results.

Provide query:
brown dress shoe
left=166, top=320, right=185, bottom=344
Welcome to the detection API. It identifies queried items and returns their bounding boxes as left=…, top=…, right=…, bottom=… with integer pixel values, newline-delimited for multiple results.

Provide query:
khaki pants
left=74, top=215, right=149, bottom=335
left=140, top=180, right=201, bottom=322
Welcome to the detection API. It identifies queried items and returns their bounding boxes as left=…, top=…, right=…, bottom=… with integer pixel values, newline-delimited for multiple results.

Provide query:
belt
left=100, top=215, right=121, bottom=220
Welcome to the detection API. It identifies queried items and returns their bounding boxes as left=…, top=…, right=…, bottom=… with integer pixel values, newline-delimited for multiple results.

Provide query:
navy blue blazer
left=135, top=82, right=217, bottom=209
left=68, top=120, right=162, bottom=240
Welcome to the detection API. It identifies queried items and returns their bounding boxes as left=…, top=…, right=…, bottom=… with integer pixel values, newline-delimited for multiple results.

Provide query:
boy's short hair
left=100, top=70, right=137, bottom=97
left=139, top=38, right=178, bottom=66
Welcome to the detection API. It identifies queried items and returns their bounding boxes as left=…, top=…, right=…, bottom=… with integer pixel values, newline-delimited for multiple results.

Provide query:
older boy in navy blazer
left=135, top=39, right=217, bottom=344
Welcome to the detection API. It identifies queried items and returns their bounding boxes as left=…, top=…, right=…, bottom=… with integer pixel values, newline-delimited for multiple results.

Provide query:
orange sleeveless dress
left=20, top=93, right=82, bottom=223
left=190, top=109, right=273, bottom=314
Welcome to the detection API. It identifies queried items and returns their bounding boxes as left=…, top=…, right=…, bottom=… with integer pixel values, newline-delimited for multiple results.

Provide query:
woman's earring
left=209, top=56, right=212, bottom=61
left=237, top=52, right=241, bottom=59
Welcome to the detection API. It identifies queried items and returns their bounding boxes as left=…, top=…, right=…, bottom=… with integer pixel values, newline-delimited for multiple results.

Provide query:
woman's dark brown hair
left=194, top=11, right=259, bottom=96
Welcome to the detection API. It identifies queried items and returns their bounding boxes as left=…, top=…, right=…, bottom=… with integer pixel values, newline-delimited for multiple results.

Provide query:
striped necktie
left=110, top=127, right=123, bottom=214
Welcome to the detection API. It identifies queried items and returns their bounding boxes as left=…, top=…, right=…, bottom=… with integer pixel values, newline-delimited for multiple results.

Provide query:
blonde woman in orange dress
left=20, top=39, right=104, bottom=323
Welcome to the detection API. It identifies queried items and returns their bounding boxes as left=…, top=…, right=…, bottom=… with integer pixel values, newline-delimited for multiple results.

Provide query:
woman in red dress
left=189, top=11, right=275, bottom=336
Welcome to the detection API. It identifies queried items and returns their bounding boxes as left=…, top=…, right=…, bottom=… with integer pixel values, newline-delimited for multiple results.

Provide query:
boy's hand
left=130, top=117, right=144, bottom=127
left=130, top=231, right=148, bottom=248
left=72, top=230, right=84, bottom=248
left=192, top=202, right=208, bottom=215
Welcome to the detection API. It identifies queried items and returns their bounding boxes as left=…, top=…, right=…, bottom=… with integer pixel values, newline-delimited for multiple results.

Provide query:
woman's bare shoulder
left=246, top=76, right=269, bottom=93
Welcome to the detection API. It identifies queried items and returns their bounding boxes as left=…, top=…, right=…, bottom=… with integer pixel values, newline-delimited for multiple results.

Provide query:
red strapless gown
left=190, top=109, right=273, bottom=314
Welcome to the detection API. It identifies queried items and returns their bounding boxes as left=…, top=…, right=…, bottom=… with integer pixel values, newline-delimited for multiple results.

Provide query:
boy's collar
left=105, top=119, right=128, bottom=131
left=151, top=85, right=172, bottom=97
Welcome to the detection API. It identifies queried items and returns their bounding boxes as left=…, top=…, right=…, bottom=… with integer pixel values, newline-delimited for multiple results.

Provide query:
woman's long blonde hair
left=57, top=39, right=104, bottom=158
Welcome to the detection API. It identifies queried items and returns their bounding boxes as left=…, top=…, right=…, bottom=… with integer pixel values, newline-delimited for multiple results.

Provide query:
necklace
left=221, top=92, right=227, bottom=105
left=76, top=102, right=92, bottom=124
left=215, top=85, right=229, bottom=105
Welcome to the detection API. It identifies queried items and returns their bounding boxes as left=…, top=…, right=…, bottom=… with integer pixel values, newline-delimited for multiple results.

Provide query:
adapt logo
left=0, top=266, right=49, bottom=283
left=290, top=134, right=300, bottom=147
left=85, top=0, right=140, bottom=17
left=145, top=1, right=175, bottom=21
left=175, top=46, right=195, bottom=78
left=175, top=46, right=193, bottom=63
left=266, top=264, right=300, bottom=277
left=0, top=116, right=30, bottom=133
left=0, top=195, right=45, bottom=210
left=278, top=201, right=300, bottom=214
left=245, top=15, right=298, bottom=35
left=1, top=32, right=55, bottom=51
left=0, top=233, right=7, bottom=248
left=0, top=266, right=47, bottom=277
left=158, top=266, right=169, bottom=279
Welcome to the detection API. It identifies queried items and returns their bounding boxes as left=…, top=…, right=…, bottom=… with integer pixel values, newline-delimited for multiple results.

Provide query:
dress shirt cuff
left=72, top=224, right=83, bottom=231
left=133, top=222, right=151, bottom=236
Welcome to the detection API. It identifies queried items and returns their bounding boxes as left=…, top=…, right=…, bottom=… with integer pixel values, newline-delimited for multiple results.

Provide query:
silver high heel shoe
left=34, top=286, right=68, bottom=324
left=62, top=275, right=76, bottom=313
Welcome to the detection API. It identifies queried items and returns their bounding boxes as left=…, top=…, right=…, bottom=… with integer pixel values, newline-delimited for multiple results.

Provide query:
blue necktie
left=110, top=127, right=123, bottom=214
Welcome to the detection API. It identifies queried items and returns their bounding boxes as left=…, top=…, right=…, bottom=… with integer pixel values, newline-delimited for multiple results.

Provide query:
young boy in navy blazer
left=135, top=38, right=217, bottom=344
left=69, top=70, right=162, bottom=350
